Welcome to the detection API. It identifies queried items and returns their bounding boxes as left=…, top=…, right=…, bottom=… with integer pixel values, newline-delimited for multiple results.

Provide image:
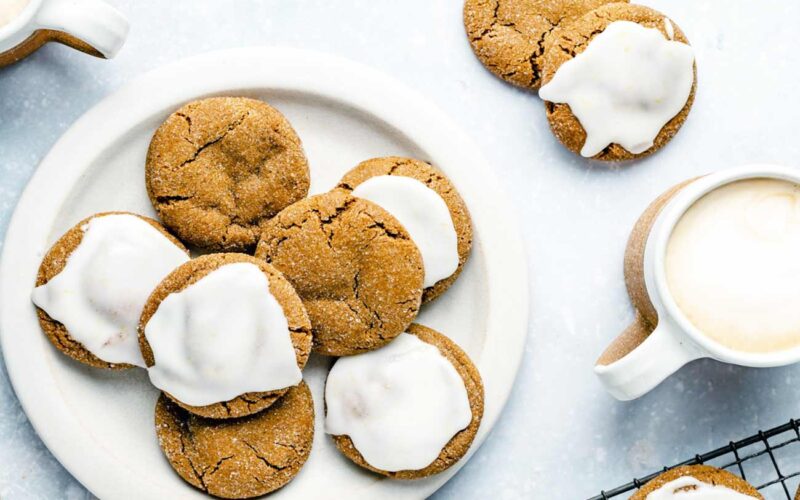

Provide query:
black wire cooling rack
left=590, top=418, right=800, bottom=499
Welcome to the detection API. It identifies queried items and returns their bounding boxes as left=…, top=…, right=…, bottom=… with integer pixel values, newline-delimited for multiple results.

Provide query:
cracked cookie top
left=540, top=3, right=696, bottom=161
left=328, top=324, right=484, bottom=479
left=32, top=212, right=189, bottom=370
left=255, top=190, right=424, bottom=357
left=337, top=157, right=472, bottom=303
left=155, top=382, right=315, bottom=499
left=463, top=0, right=626, bottom=90
left=145, top=97, right=310, bottom=251
left=139, top=253, right=312, bottom=419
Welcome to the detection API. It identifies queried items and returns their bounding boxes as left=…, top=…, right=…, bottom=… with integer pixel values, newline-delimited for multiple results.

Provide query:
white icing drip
left=31, top=214, right=188, bottom=367
left=666, top=179, right=800, bottom=353
left=646, top=476, right=757, bottom=499
left=664, top=17, right=675, bottom=40
left=324, top=332, right=471, bottom=471
left=144, top=262, right=301, bottom=406
left=539, top=21, right=695, bottom=157
left=0, top=0, right=29, bottom=28
left=351, top=175, right=459, bottom=288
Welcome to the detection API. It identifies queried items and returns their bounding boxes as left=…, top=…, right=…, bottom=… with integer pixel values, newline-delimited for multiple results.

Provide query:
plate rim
left=0, top=47, right=529, bottom=499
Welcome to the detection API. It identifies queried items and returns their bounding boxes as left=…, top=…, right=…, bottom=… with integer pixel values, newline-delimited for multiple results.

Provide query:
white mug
left=595, top=164, right=800, bottom=401
left=0, top=0, right=128, bottom=67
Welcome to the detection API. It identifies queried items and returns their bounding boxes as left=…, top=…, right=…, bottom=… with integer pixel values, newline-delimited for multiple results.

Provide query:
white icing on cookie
left=666, top=179, right=800, bottom=353
left=31, top=214, right=188, bottom=367
left=324, top=332, right=471, bottom=472
left=646, top=476, right=757, bottom=499
left=144, top=262, right=301, bottom=406
left=351, top=175, right=459, bottom=288
left=538, top=20, right=695, bottom=157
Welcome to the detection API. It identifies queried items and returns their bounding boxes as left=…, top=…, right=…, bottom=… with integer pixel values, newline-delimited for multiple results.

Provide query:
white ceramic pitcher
left=596, top=164, right=800, bottom=400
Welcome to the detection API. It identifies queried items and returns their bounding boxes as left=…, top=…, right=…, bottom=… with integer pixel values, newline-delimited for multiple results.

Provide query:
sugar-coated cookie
left=139, top=253, right=312, bottom=419
left=155, top=382, right=314, bottom=499
left=255, top=190, right=424, bottom=357
left=32, top=212, right=189, bottom=370
left=146, top=97, right=310, bottom=251
left=631, top=465, right=762, bottom=499
left=540, top=3, right=696, bottom=161
left=337, top=157, right=472, bottom=303
left=327, top=323, right=483, bottom=479
left=463, top=0, right=626, bottom=90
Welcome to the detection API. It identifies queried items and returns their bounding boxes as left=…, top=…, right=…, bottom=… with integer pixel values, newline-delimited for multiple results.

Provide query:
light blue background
left=1, top=1, right=799, bottom=498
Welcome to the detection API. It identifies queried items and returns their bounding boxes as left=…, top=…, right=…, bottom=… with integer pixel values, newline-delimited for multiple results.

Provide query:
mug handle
left=34, top=0, right=128, bottom=59
left=594, top=313, right=704, bottom=401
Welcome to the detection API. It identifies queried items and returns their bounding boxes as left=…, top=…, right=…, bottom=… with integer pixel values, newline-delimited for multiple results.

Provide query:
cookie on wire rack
left=631, top=465, right=762, bottom=499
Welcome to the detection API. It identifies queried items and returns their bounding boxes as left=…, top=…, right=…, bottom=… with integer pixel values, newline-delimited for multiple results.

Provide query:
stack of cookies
left=464, top=0, right=697, bottom=161
left=31, top=96, right=485, bottom=497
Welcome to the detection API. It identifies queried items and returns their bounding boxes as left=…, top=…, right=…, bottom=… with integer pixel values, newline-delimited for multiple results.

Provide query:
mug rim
left=647, top=163, right=800, bottom=366
left=0, top=0, right=43, bottom=44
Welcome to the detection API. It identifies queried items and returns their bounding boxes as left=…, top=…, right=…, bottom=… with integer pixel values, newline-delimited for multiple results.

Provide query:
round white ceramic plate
left=0, top=47, right=528, bottom=499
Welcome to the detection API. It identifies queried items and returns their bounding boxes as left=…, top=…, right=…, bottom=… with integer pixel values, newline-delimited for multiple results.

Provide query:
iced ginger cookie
left=32, top=212, right=189, bottom=370
left=632, top=465, right=762, bottom=499
left=539, top=3, right=696, bottom=161
left=325, top=323, right=484, bottom=479
left=255, top=190, right=424, bottom=357
left=155, top=382, right=314, bottom=499
left=463, top=0, right=627, bottom=90
left=139, top=253, right=312, bottom=419
left=337, top=156, right=472, bottom=303
left=146, top=96, right=310, bottom=251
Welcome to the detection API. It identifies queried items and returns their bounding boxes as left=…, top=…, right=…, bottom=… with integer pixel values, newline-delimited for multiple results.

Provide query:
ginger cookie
left=32, top=212, right=189, bottom=370
left=155, top=382, right=315, bottom=499
left=139, top=253, right=312, bottom=419
left=337, top=157, right=472, bottom=303
left=463, top=0, right=626, bottom=90
left=596, top=178, right=698, bottom=367
left=145, top=96, right=310, bottom=251
left=631, top=465, right=762, bottom=499
left=255, top=190, right=424, bottom=357
left=539, top=3, right=697, bottom=161
left=326, top=323, right=484, bottom=479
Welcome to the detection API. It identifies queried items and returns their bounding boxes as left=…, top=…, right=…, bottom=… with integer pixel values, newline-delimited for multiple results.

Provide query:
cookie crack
left=348, top=272, right=367, bottom=324
left=203, top=455, right=234, bottom=480
left=175, top=111, right=250, bottom=170
left=178, top=430, right=207, bottom=491
left=370, top=309, right=386, bottom=334
left=471, top=0, right=502, bottom=42
left=310, top=197, right=359, bottom=249
left=387, top=160, right=404, bottom=175
left=240, top=393, right=265, bottom=405
left=529, top=29, right=550, bottom=86
left=175, top=111, right=192, bottom=131
left=343, top=300, right=363, bottom=323
left=243, top=440, right=289, bottom=471
left=351, top=270, right=385, bottom=333
left=155, top=194, right=191, bottom=204
left=363, top=213, right=402, bottom=240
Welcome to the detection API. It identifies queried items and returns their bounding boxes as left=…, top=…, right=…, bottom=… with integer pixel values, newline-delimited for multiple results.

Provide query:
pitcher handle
left=35, top=0, right=128, bottom=59
left=595, top=314, right=704, bottom=401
